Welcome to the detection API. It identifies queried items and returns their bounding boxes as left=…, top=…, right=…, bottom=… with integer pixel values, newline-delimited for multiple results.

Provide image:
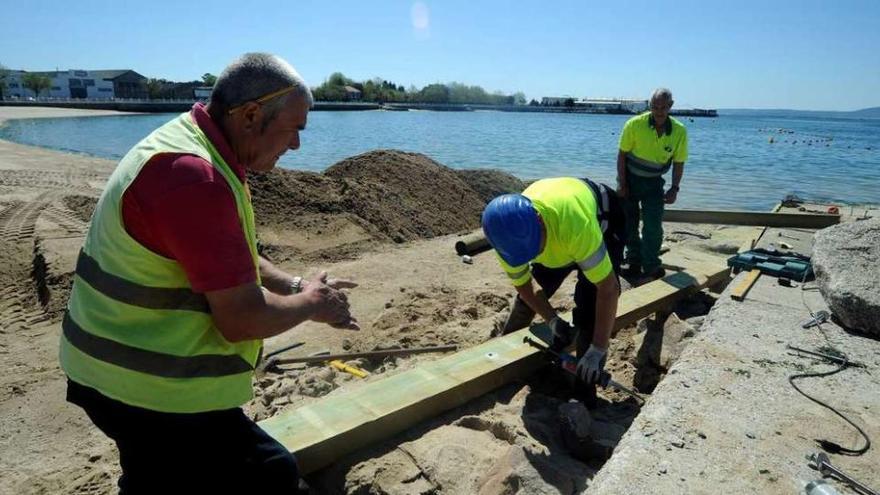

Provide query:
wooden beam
left=662, top=209, right=839, bottom=228
left=616, top=250, right=729, bottom=331
left=454, top=204, right=820, bottom=258
left=259, top=251, right=731, bottom=474
left=730, top=269, right=761, bottom=301
left=271, top=345, right=458, bottom=365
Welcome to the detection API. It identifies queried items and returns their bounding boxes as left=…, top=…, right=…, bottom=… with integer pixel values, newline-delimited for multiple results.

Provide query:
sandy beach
left=1, top=107, right=877, bottom=495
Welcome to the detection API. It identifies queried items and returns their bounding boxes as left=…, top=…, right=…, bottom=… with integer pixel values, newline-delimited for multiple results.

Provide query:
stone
left=812, top=218, right=880, bottom=337
left=632, top=313, right=695, bottom=392
left=477, top=446, right=589, bottom=495
left=558, top=401, right=593, bottom=439
left=704, top=240, right=742, bottom=255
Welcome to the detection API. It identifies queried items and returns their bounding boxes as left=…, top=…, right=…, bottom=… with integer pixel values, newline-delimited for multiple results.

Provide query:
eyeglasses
left=227, top=86, right=297, bottom=115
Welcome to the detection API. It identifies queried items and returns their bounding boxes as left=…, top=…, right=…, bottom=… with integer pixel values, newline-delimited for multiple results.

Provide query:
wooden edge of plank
left=730, top=269, right=761, bottom=301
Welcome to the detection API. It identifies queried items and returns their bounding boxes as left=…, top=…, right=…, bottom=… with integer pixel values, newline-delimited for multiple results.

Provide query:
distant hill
left=851, top=106, right=880, bottom=117
left=719, top=107, right=880, bottom=119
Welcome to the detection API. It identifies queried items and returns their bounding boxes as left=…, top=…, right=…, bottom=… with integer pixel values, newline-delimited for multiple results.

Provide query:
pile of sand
left=249, top=150, right=521, bottom=263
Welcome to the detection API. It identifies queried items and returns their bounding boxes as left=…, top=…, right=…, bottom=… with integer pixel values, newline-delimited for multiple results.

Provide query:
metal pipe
left=454, top=234, right=491, bottom=256
left=272, top=344, right=459, bottom=365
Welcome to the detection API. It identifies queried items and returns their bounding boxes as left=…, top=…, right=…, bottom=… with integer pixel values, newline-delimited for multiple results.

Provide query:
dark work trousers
left=67, top=379, right=301, bottom=495
left=501, top=186, right=626, bottom=358
left=623, top=171, right=666, bottom=274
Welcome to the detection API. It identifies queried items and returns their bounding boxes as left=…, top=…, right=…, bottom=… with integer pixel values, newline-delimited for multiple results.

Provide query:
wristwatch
left=289, top=276, right=303, bottom=294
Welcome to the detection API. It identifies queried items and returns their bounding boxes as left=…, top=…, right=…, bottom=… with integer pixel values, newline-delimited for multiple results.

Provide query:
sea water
left=1, top=110, right=877, bottom=210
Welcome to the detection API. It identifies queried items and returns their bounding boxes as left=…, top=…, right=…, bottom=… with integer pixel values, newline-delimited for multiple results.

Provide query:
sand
left=2, top=107, right=847, bottom=495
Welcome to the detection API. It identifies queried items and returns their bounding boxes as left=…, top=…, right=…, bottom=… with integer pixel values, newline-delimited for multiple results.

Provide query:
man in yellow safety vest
left=617, top=88, right=688, bottom=283
left=60, top=53, right=357, bottom=493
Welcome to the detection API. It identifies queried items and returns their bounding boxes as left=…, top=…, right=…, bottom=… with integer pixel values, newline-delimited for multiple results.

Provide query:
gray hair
left=651, top=88, right=673, bottom=104
left=209, top=53, right=313, bottom=126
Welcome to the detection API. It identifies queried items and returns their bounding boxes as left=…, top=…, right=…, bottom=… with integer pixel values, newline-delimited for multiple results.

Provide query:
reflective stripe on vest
left=581, top=178, right=610, bottom=234
left=63, top=313, right=252, bottom=378
left=625, top=152, right=672, bottom=177
left=75, top=250, right=209, bottom=312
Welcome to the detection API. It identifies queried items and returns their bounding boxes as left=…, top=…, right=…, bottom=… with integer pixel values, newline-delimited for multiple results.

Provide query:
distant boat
left=381, top=104, right=409, bottom=111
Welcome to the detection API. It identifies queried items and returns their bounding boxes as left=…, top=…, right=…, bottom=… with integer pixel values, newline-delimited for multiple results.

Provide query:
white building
left=541, top=96, right=576, bottom=106
left=193, top=86, right=213, bottom=101
left=2, top=69, right=147, bottom=99
left=579, top=98, right=649, bottom=113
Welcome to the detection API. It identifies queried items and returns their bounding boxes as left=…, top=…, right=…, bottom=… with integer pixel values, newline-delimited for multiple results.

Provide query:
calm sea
left=1, top=110, right=878, bottom=210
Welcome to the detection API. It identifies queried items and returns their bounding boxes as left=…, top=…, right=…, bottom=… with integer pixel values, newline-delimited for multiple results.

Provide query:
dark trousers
left=623, top=171, right=666, bottom=273
left=67, top=379, right=301, bottom=495
left=501, top=188, right=626, bottom=358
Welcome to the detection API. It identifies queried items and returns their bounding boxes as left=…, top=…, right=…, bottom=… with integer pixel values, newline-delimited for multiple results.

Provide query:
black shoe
left=635, top=267, right=666, bottom=286
left=621, top=263, right=642, bottom=278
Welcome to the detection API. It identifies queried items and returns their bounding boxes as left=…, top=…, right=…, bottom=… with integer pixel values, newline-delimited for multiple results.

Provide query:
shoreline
left=0, top=106, right=137, bottom=127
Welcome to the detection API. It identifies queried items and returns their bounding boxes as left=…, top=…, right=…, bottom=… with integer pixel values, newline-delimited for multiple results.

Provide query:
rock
left=589, top=420, right=626, bottom=444
left=686, top=316, right=705, bottom=330
left=700, top=240, right=742, bottom=255
left=812, top=218, right=880, bottom=336
left=632, top=312, right=696, bottom=391
left=558, top=401, right=593, bottom=439
left=478, top=446, right=589, bottom=495
left=659, top=314, right=694, bottom=368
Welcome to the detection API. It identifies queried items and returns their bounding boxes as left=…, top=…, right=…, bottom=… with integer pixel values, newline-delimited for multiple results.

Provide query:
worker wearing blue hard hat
left=482, top=177, right=626, bottom=406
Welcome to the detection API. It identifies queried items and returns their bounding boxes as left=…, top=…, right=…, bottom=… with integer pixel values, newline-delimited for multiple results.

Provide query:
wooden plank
left=453, top=204, right=808, bottom=258
left=663, top=209, right=839, bottom=228
left=730, top=269, right=761, bottom=301
left=616, top=251, right=729, bottom=332
left=259, top=253, right=731, bottom=474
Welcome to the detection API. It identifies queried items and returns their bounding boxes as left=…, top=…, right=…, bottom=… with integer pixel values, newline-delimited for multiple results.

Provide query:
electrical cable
left=788, top=270, right=871, bottom=456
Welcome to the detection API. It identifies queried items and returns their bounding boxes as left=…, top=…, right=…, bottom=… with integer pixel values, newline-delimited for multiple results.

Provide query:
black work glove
left=549, top=316, right=574, bottom=352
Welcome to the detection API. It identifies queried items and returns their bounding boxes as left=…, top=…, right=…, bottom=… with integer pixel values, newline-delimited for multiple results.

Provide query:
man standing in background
left=616, top=88, right=688, bottom=283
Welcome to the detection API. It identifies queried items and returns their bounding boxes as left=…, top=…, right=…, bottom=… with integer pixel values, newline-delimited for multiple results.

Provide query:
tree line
left=145, top=73, right=216, bottom=100
left=0, top=63, right=55, bottom=99
left=312, top=72, right=527, bottom=105
left=0, top=64, right=529, bottom=106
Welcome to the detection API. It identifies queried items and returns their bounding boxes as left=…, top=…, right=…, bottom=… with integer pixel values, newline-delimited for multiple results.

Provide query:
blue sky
left=2, top=0, right=878, bottom=110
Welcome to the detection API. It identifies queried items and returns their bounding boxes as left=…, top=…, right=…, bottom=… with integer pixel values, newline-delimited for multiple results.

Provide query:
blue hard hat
left=481, top=194, right=542, bottom=266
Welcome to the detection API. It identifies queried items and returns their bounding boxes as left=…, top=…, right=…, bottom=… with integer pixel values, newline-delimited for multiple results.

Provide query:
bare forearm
left=209, top=273, right=357, bottom=343
left=246, top=289, right=339, bottom=340
left=671, top=162, right=684, bottom=189
left=592, top=277, right=619, bottom=349
left=617, top=151, right=628, bottom=186
left=259, top=256, right=296, bottom=295
left=515, top=282, right=557, bottom=322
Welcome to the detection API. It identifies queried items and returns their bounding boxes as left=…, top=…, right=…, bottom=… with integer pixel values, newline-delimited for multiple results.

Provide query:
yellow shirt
left=497, top=178, right=611, bottom=286
left=619, top=112, right=688, bottom=176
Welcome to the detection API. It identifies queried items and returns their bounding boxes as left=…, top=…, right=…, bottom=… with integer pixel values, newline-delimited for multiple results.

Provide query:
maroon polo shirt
left=121, top=103, right=257, bottom=293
